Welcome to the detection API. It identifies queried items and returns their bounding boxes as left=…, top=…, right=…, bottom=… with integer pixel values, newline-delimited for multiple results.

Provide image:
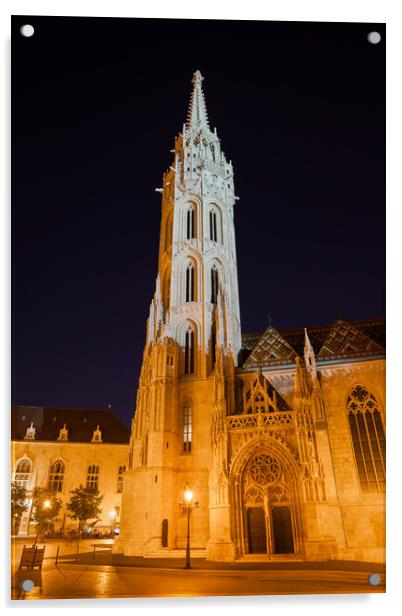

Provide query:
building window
left=183, top=406, right=192, bottom=453
left=15, top=458, right=32, bottom=489
left=184, top=327, right=195, bottom=374
left=161, top=519, right=168, bottom=547
left=186, top=207, right=195, bottom=239
left=211, top=265, right=219, bottom=304
left=211, top=320, right=217, bottom=368
left=347, top=385, right=385, bottom=493
left=86, top=464, right=100, bottom=492
left=48, top=460, right=65, bottom=493
left=116, top=465, right=126, bottom=493
left=185, top=263, right=195, bottom=302
left=209, top=210, right=218, bottom=242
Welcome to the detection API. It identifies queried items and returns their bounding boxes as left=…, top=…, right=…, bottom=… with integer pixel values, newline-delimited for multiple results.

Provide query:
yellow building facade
left=114, top=72, right=386, bottom=562
left=12, top=406, right=130, bottom=536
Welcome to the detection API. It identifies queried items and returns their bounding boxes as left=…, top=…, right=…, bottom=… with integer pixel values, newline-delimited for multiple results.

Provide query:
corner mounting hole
left=367, top=31, right=381, bottom=45
left=21, top=579, right=34, bottom=591
left=368, top=573, right=381, bottom=586
left=20, top=24, right=35, bottom=38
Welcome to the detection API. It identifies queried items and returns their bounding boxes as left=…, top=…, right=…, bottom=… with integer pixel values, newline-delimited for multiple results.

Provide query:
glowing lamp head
left=43, top=499, right=51, bottom=509
left=184, top=489, right=193, bottom=504
left=109, top=510, right=116, bottom=519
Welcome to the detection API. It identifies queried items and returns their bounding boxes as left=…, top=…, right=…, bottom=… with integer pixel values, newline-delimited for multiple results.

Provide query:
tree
left=31, top=488, right=63, bottom=537
left=11, top=481, right=29, bottom=534
left=66, top=485, right=103, bottom=534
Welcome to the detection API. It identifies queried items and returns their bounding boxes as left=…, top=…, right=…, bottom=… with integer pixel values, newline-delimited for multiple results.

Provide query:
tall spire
left=186, top=70, right=210, bottom=131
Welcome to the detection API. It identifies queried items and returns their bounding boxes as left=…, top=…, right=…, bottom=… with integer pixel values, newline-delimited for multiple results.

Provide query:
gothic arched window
left=184, top=327, right=195, bottom=374
left=209, top=209, right=218, bottom=242
left=15, top=458, right=32, bottom=489
left=86, top=464, right=100, bottom=492
left=183, top=406, right=192, bottom=453
left=211, top=265, right=219, bottom=304
left=185, top=263, right=195, bottom=302
left=347, top=385, right=385, bottom=493
left=48, top=460, right=65, bottom=492
left=186, top=206, right=195, bottom=240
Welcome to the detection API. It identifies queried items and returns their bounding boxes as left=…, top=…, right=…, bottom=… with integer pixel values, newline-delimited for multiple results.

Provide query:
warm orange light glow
left=43, top=499, right=51, bottom=509
left=184, top=489, right=193, bottom=503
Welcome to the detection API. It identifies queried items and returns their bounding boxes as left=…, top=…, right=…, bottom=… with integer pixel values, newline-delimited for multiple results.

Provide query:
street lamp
left=109, top=510, right=116, bottom=537
left=184, top=489, right=193, bottom=569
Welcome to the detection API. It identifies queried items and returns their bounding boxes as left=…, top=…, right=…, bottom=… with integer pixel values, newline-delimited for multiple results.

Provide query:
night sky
left=12, top=17, right=385, bottom=427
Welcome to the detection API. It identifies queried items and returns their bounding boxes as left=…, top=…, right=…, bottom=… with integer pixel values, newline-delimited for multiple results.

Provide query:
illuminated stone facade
left=114, top=72, right=385, bottom=562
left=12, top=406, right=130, bottom=536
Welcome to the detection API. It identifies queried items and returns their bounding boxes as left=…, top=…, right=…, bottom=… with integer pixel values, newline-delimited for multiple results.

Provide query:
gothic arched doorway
left=247, top=507, right=267, bottom=553
left=272, top=506, right=294, bottom=554
left=238, top=449, right=299, bottom=556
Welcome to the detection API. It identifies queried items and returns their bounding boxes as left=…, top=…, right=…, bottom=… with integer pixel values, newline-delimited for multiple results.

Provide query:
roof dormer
left=91, top=425, right=103, bottom=443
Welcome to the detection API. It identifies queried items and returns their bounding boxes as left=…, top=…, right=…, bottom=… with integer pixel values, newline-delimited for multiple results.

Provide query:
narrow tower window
left=347, top=385, right=385, bottom=493
left=183, top=406, right=192, bottom=453
left=211, top=265, right=219, bottom=304
left=209, top=210, right=218, bottom=242
left=186, top=207, right=195, bottom=239
left=116, top=465, right=126, bottom=493
left=185, top=263, right=195, bottom=302
left=184, top=327, right=195, bottom=374
left=48, top=460, right=65, bottom=492
left=211, top=320, right=217, bottom=368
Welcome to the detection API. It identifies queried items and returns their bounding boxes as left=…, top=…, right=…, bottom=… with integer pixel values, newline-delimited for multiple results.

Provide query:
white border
left=2, top=1, right=401, bottom=614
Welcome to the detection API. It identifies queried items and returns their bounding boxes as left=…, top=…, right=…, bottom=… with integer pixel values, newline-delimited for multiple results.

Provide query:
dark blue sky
left=12, top=17, right=385, bottom=427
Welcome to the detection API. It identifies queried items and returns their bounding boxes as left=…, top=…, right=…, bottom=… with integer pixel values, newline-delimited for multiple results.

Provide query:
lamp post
left=183, top=489, right=193, bottom=569
left=34, top=498, right=51, bottom=546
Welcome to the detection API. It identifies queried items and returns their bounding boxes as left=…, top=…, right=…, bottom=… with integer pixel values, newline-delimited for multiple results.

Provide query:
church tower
left=114, top=71, right=241, bottom=558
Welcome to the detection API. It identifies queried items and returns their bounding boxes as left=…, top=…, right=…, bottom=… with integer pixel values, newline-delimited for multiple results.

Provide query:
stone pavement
left=11, top=539, right=386, bottom=600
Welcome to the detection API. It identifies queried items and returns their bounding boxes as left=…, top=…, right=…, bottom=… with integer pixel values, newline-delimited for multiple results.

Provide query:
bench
left=19, top=545, right=46, bottom=570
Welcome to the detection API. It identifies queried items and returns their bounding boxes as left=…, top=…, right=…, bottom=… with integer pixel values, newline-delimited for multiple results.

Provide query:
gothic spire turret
left=304, top=328, right=317, bottom=380
left=186, top=70, right=210, bottom=131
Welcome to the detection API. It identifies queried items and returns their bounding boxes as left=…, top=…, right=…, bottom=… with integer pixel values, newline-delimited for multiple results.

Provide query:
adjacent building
left=11, top=405, right=130, bottom=536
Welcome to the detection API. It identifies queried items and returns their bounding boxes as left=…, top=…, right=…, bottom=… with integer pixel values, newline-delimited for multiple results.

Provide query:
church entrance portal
left=247, top=507, right=267, bottom=553
left=272, top=506, right=294, bottom=554
left=237, top=449, right=299, bottom=557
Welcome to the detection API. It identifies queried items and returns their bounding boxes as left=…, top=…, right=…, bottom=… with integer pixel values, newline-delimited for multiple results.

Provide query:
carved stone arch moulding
left=229, top=434, right=301, bottom=483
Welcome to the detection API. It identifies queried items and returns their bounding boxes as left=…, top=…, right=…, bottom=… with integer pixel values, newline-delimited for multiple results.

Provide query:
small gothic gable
left=242, top=326, right=297, bottom=369
left=317, top=320, right=385, bottom=360
left=242, top=372, right=290, bottom=414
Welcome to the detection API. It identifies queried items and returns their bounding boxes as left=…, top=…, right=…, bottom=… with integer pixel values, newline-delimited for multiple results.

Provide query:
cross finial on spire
left=186, top=70, right=210, bottom=130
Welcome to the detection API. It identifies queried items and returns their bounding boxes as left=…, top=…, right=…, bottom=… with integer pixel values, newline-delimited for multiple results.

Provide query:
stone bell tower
left=114, top=71, right=241, bottom=558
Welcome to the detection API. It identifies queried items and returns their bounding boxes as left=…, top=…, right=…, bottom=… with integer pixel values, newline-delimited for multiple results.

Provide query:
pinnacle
left=186, top=70, right=210, bottom=131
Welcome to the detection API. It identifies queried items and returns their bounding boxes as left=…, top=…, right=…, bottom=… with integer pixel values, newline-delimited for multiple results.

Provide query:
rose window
left=248, top=454, right=281, bottom=486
